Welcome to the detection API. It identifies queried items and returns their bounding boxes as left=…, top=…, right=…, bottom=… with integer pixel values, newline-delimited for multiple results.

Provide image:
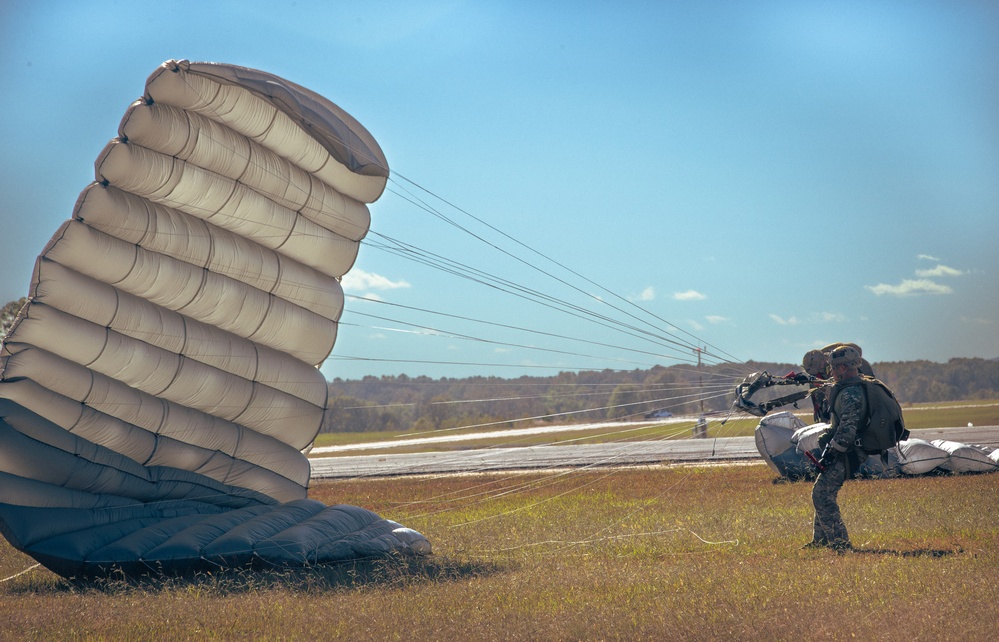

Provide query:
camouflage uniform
left=810, top=376, right=868, bottom=548
left=808, top=384, right=831, bottom=423
left=801, top=349, right=831, bottom=423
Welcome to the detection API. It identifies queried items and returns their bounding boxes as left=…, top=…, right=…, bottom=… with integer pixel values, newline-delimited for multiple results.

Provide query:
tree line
left=322, top=358, right=999, bottom=433
left=0, top=298, right=27, bottom=340
left=3, top=298, right=993, bottom=435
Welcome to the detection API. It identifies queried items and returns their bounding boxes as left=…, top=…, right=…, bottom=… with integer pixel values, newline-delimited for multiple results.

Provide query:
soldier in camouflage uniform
left=821, top=342, right=876, bottom=378
left=802, top=349, right=831, bottom=422
left=805, top=345, right=868, bottom=550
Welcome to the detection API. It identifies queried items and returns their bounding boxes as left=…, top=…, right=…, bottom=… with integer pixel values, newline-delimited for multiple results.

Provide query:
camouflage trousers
left=810, top=456, right=852, bottom=548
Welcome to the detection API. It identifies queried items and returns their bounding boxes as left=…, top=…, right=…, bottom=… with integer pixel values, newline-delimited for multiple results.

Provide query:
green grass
left=896, top=400, right=999, bottom=430
left=311, top=401, right=999, bottom=456
left=2, top=465, right=996, bottom=640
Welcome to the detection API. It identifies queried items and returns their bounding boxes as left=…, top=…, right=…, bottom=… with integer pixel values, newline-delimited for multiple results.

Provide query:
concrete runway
left=309, top=425, right=998, bottom=480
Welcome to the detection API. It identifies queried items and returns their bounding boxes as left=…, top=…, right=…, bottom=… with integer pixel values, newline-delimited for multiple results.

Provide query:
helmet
left=802, top=350, right=828, bottom=376
left=829, top=345, right=862, bottom=369
left=821, top=342, right=862, bottom=357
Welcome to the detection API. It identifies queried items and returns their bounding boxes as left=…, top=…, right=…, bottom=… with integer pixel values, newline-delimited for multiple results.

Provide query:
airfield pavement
left=309, top=425, right=998, bottom=479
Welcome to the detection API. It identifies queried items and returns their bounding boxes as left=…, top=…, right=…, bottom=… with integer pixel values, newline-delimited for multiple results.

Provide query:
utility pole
left=694, top=347, right=707, bottom=438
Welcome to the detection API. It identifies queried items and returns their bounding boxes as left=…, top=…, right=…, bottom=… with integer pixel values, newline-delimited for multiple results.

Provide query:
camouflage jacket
left=827, top=376, right=869, bottom=453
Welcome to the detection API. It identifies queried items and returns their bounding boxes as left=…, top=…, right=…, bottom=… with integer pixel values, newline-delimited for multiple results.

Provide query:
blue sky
left=1, top=1, right=997, bottom=380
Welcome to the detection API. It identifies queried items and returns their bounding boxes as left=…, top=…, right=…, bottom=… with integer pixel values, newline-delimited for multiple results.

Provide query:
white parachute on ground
left=0, top=60, right=430, bottom=578
left=755, top=411, right=999, bottom=480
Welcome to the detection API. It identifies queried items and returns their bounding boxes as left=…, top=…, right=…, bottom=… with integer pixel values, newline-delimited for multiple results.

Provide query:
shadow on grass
left=7, top=553, right=505, bottom=596
left=852, top=547, right=963, bottom=558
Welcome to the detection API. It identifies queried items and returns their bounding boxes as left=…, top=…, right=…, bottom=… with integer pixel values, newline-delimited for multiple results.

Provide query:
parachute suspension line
left=489, top=479, right=741, bottom=557
left=150, top=70, right=736, bottom=408
left=0, top=564, right=40, bottom=584
left=380, top=189, right=732, bottom=367
left=470, top=529, right=684, bottom=553
left=155, top=69, right=757, bottom=542
left=332, top=386, right=739, bottom=514
left=473, top=528, right=737, bottom=555
left=331, top=418, right=713, bottom=512
left=424, top=464, right=637, bottom=528
left=324, top=379, right=739, bottom=466
left=383, top=415, right=743, bottom=555
left=328, top=383, right=737, bottom=449
left=323, top=375, right=744, bottom=475
left=363, top=236, right=710, bottom=366
left=146, top=66, right=745, bottom=377
left=360, top=232, right=730, bottom=367
left=324, top=389, right=745, bottom=550
left=338, top=309, right=705, bottom=370
left=155, top=73, right=760, bottom=561
left=429, top=437, right=740, bottom=551
left=334, top=379, right=736, bottom=414
left=366, top=418, right=730, bottom=507
left=111, top=88, right=744, bottom=376
left=162, top=67, right=749, bottom=377
left=335, top=323, right=653, bottom=370
left=387, top=173, right=746, bottom=365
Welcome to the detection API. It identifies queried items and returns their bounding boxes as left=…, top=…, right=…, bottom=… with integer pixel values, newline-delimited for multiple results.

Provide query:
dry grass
left=2, top=463, right=996, bottom=640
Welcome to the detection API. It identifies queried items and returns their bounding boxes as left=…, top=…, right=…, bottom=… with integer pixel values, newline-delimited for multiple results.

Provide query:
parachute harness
left=732, top=371, right=816, bottom=417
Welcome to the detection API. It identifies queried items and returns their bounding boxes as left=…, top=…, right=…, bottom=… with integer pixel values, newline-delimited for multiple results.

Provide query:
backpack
left=828, top=376, right=910, bottom=455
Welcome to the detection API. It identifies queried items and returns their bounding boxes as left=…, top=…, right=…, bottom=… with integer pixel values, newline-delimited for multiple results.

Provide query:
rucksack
left=828, top=376, right=909, bottom=455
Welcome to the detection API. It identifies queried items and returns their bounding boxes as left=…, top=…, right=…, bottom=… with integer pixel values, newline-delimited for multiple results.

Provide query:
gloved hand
left=818, top=446, right=840, bottom=470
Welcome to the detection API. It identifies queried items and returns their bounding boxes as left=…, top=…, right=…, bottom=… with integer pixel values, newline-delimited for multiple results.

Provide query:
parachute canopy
left=0, top=60, right=429, bottom=578
left=754, top=412, right=999, bottom=480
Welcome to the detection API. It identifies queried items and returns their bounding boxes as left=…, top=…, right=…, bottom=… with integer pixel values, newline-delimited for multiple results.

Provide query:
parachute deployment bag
left=829, top=377, right=909, bottom=454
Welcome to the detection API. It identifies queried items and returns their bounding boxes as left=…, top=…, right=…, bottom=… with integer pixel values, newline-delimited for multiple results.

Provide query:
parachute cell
left=0, top=60, right=429, bottom=578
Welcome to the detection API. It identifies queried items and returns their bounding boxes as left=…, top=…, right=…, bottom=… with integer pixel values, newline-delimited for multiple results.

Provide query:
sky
left=1, top=1, right=997, bottom=381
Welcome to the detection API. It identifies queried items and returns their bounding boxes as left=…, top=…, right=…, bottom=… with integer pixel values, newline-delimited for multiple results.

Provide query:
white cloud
left=960, top=316, right=992, bottom=325
left=705, top=315, right=728, bottom=324
left=865, top=279, right=953, bottom=296
left=915, top=264, right=964, bottom=278
left=340, top=269, right=411, bottom=292
left=688, top=319, right=705, bottom=331
left=768, top=311, right=843, bottom=325
left=673, top=289, right=706, bottom=301
left=630, top=286, right=655, bottom=302
left=917, top=254, right=940, bottom=262
left=810, top=312, right=846, bottom=323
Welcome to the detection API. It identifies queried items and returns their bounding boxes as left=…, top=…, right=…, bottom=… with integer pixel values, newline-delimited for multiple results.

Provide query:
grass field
left=2, top=463, right=996, bottom=640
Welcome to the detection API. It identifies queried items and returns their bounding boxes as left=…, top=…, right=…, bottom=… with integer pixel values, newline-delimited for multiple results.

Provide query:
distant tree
left=542, top=382, right=584, bottom=421
left=606, top=384, right=637, bottom=419
left=424, top=395, right=453, bottom=430
left=322, top=358, right=998, bottom=432
left=1, top=297, right=28, bottom=341
left=323, top=394, right=383, bottom=433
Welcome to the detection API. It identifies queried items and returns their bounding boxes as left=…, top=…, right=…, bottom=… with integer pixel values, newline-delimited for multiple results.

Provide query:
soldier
left=801, top=349, right=831, bottom=423
left=821, top=342, right=876, bottom=378
left=804, top=345, right=868, bottom=551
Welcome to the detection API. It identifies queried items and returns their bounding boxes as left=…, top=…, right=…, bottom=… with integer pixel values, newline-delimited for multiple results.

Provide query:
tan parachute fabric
left=0, top=60, right=429, bottom=578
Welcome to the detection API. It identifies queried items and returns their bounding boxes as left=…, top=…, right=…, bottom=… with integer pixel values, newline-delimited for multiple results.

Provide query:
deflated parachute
left=754, top=412, right=999, bottom=480
left=736, top=373, right=998, bottom=479
left=0, top=60, right=429, bottom=578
